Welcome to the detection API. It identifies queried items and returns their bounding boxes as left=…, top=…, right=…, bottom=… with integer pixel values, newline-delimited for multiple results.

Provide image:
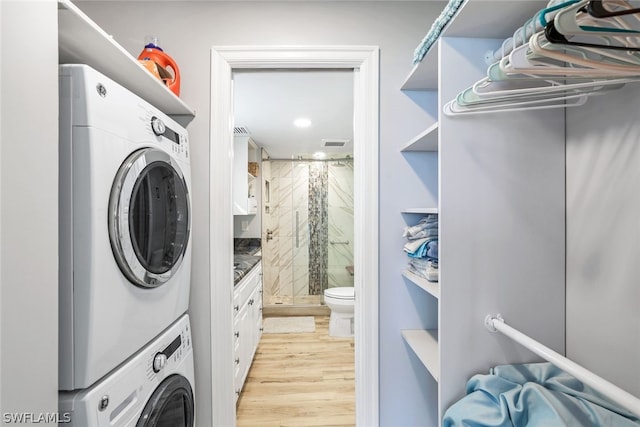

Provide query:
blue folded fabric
left=405, top=237, right=438, bottom=260
left=443, top=363, right=640, bottom=427
left=413, top=0, right=466, bottom=65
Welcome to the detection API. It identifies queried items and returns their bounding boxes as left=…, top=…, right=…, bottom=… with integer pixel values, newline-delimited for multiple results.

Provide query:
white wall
left=1, top=0, right=59, bottom=423
left=75, top=2, right=444, bottom=425
left=566, top=86, right=640, bottom=397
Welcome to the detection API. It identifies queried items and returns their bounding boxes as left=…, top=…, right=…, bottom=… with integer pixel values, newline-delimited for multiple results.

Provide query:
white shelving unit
left=58, top=0, right=195, bottom=122
left=399, top=1, right=565, bottom=423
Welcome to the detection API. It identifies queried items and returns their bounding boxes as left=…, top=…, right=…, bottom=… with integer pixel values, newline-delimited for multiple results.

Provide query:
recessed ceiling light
left=294, top=118, right=312, bottom=128
left=313, top=151, right=326, bottom=159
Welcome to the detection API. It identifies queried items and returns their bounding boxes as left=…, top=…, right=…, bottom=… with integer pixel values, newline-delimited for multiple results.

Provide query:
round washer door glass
left=109, top=148, right=190, bottom=288
left=136, top=374, right=194, bottom=427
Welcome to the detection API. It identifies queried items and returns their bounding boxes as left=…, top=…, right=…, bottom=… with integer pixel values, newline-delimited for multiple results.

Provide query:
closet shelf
left=402, top=208, right=439, bottom=215
left=442, top=0, right=547, bottom=39
left=58, top=0, right=195, bottom=121
left=402, top=329, right=440, bottom=382
left=401, top=122, right=438, bottom=152
left=402, top=270, right=439, bottom=299
left=401, top=52, right=438, bottom=91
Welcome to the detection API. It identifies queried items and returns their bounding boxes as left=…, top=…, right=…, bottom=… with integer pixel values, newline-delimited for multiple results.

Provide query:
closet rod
left=485, top=314, right=640, bottom=419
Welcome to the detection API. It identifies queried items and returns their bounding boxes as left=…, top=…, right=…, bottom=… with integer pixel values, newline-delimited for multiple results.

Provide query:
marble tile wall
left=308, top=161, right=328, bottom=295
left=262, top=159, right=353, bottom=305
left=328, top=160, right=354, bottom=288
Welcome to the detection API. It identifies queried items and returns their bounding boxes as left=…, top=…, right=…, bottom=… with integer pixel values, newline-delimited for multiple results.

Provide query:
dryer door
left=109, top=148, right=190, bottom=288
left=136, top=374, right=195, bottom=427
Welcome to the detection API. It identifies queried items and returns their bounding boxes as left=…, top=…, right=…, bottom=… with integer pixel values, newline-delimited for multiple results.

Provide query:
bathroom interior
left=233, top=69, right=356, bottom=328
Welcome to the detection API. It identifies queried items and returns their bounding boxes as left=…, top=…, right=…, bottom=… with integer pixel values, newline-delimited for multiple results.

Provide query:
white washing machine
left=59, top=314, right=195, bottom=427
left=59, top=64, right=192, bottom=390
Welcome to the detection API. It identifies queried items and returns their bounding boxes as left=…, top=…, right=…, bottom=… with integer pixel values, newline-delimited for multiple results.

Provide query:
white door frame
left=209, top=46, right=379, bottom=426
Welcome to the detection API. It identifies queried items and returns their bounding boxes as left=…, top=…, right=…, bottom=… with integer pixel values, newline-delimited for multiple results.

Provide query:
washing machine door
left=136, top=374, right=194, bottom=427
left=109, top=147, right=190, bottom=288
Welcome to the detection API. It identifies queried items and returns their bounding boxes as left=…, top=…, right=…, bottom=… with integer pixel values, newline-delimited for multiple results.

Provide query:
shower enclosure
left=261, top=158, right=354, bottom=306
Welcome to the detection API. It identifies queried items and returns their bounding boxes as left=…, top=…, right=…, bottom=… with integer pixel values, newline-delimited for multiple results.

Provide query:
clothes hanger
left=554, top=0, right=640, bottom=36
left=532, top=25, right=640, bottom=67
left=485, top=0, right=580, bottom=65
left=546, top=19, right=640, bottom=51
left=445, top=79, right=630, bottom=115
left=588, top=0, right=640, bottom=18
left=500, top=34, right=638, bottom=77
left=443, top=92, right=590, bottom=116
left=446, top=0, right=640, bottom=115
left=530, top=30, right=640, bottom=71
left=539, top=0, right=582, bottom=26
left=538, top=2, right=640, bottom=65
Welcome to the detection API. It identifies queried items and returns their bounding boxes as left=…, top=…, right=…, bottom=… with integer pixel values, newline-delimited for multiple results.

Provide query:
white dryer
left=59, top=314, right=195, bottom=426
left=59, top=64, right=192, bottom=390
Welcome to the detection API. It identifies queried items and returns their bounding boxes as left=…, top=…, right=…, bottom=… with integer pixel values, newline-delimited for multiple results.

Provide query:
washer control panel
left=142, top=108, right=189, bottom=161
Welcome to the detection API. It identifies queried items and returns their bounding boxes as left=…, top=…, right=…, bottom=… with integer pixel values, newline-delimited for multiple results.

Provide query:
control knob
left=152, top=352, right=167, bottom=373
left=151, top=116, right=166, bottom=136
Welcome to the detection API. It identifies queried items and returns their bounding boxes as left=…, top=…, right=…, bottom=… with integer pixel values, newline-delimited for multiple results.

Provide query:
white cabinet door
left=248, top=281, right=263, bottom=360
left=233, top=261, right=263, bottom=401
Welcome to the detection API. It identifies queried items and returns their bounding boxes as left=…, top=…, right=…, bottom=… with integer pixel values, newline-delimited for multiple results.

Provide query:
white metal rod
left=485, top=314, right=640, bottom=419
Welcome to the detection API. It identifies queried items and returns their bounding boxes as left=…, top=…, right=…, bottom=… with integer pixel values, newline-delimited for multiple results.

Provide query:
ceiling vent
left=321, top=139, right=350, bottom=147
left=234, top=125, right=251, bottom=136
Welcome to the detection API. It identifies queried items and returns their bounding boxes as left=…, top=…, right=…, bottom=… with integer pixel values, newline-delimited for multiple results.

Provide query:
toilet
left=323, top=287, right=355, bottom=337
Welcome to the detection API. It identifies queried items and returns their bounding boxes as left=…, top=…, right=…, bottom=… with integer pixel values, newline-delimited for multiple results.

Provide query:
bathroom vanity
left=233, top=239, right=263, bottom=402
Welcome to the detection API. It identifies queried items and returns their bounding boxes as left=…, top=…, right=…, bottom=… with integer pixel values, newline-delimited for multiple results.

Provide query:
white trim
left=209, top=48, right=237, bottom=427
left=209, top=45, right=379, bottom=426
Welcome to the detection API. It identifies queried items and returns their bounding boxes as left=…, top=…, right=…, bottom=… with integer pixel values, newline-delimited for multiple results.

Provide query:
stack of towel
left=403, top=214, right=438, bottom=282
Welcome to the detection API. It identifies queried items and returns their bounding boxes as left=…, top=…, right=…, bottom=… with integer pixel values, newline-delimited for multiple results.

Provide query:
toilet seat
left=324, top=287, right=354, bottom=300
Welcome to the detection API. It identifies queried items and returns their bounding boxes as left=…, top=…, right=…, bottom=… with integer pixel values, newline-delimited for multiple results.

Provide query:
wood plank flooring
left=236, top=315, right=355, bottom=427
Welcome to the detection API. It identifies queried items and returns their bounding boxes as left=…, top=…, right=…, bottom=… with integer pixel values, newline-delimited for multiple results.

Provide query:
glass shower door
left=326, top=159, right=354, bottom=290
left=262, top=159, right=354, bottom=307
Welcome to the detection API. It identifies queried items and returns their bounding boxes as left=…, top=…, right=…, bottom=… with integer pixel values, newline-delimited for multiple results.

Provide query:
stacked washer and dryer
left=58, top=65, right=195, bottom=426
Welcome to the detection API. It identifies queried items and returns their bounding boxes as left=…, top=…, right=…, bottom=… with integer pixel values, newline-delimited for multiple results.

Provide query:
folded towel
left=403, top=237, right=430, bottom=253
left=403, top=214, right=438, bottom=240
left=409, top=258, right=438, bottom=269
left=404, top=237, right=438, bottom=260
left=408, top=258, right=439, bottom=282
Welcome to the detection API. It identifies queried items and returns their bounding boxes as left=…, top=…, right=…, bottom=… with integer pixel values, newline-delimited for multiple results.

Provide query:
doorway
left=209, top=46, right=379, bottom=426
left=233, top=69, right=355, bottom=310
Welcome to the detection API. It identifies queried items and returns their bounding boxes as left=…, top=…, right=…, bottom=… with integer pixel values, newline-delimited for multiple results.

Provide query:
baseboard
left=263, top=305, right=330, bottom=317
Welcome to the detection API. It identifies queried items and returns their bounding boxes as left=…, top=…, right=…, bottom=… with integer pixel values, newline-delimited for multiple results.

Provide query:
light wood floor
left=236, top=315, right=355, bottom=427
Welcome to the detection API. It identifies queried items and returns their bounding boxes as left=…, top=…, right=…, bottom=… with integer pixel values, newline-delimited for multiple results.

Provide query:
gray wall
left=75, top=1, right=443, bottom=424
left=566, top=86, right=640, bottom=396
left=1, top=0, right=59, bottom=423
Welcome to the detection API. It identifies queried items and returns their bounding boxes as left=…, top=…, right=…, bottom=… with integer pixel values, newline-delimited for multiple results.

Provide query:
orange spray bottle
left=137, top=36, right=181, bottom=97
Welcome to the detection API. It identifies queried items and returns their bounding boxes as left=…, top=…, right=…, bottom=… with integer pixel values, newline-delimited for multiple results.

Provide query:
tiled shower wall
left=262, top=159, right=353, bottom=305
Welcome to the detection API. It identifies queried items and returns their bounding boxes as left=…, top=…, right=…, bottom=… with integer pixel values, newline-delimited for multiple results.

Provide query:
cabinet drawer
left=234, top=262, right=262, bottom=309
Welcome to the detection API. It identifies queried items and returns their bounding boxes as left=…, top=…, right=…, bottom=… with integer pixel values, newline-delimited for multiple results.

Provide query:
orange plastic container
left=138, top=36, right=181, bottom=97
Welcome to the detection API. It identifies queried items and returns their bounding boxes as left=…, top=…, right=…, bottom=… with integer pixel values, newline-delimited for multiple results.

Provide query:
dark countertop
left=234, top=254, right=261, bottom=286
left=233, top=238, right=262, bottom=286
left=234, top=238, right=261, bottom=256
